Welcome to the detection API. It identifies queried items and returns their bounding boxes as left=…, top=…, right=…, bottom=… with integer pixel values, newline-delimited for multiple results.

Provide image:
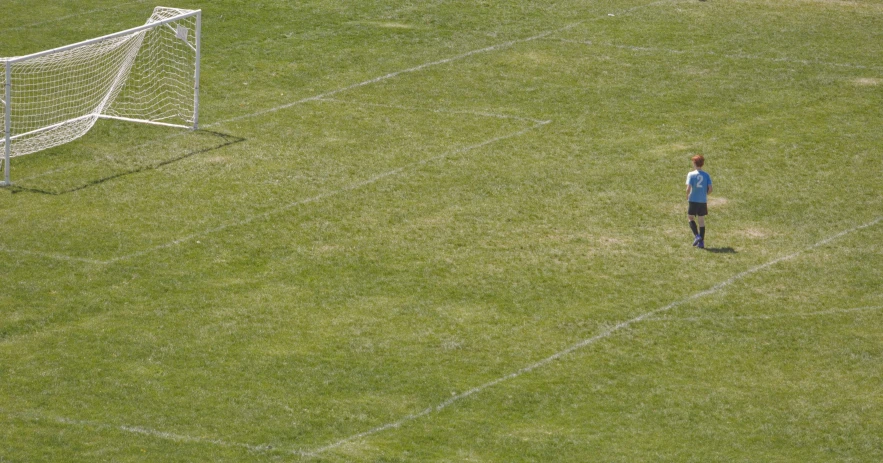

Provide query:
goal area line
left=0, top=106, right=546, bottom=263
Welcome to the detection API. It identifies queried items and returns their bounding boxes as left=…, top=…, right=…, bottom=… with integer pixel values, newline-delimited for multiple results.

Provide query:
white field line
left=6, top=1, right=148, bottom=32
left=48, top=415, right=284, bottom=454
left=101, top=120, right=551, bottom=265
left=646, top=305, right=883, bottom=322
left=0, top=2, right=664, bottom=264
left=206, top=35, right=568, bottom=128
left=13, top=134, right=179, bottom=183
left=15, top=165, right=78, bottom=183
left=0, top=121, right=548, bottom=266
left=14, top=137, right=186, bottom=183
left=4, top=411, right=262, bottom=452
left=554, top=38, right=883, bottom=72
left=205, top=1, right=670, bottom=129
left=305, top=216, right=883, bottom=456
left=9, top=411, right=295, bottom=458
left=7, top=14, right=537, bottom=183
left=11, top=2, right=871, bottom=183
left=12, top=97, right=541, bottom=185
left=5, top=0, right=878, bottom=455
left=12, top=97, right=542, bottom=185
left=0, top=245, right=106, bottom=265
left=31, top=217, right=881, bottom=458
left=13, top=128, right=242, bottom=184
left=315, top=98, right=550, bottom=124
left=748, top=0, right=883, bottom=11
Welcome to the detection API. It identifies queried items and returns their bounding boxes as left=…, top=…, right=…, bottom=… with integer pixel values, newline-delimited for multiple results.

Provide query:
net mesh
left=1, top=7, right=198, bottom=159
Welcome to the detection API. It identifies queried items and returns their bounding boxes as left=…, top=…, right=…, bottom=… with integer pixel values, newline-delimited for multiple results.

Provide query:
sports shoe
left=692, top=235, right=702, bottom=246
left=697, top=239, right=705, bottom=249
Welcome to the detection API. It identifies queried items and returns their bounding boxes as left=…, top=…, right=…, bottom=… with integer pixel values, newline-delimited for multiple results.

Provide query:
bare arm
left=708, top=185, right=713, bottom=195
left=686, top=184, right=692, bottom=200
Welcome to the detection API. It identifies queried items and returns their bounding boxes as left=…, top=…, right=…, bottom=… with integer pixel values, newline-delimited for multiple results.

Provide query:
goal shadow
left=3, top=130, right=245, bottom=195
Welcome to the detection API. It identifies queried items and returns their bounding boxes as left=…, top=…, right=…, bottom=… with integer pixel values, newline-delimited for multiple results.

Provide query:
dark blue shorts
left=688, top=201, right=708, bottom=217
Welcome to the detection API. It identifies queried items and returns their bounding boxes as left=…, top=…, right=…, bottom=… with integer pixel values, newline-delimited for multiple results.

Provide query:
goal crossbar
left=2, top=10, right=200, bottom=64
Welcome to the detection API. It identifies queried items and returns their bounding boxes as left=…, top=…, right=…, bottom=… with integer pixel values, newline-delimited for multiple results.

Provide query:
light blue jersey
left=686, top=170, right=712, bottom=203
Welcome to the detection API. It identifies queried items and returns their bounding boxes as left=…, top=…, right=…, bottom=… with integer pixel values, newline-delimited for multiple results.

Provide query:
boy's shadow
left=704, top=246, right=737, bottom=254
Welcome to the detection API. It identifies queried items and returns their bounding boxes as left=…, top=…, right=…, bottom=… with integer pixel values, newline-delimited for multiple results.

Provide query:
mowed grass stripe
left=104, top=120, right=552, bottom=265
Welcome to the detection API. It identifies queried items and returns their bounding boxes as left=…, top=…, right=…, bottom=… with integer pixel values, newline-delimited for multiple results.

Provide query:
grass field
left=1, top=0, right=882, bottom=461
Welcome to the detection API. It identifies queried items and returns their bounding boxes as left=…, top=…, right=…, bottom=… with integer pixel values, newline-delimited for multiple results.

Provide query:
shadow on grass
left=2, top=130, right=246, bottom=196
left=704, top=246, right=737, bottom=254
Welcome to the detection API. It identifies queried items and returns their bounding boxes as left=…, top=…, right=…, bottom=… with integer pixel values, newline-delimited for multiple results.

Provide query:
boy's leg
left=688, top=215, right=701, bottom=245
left=697, top=215, right=706, bottom=247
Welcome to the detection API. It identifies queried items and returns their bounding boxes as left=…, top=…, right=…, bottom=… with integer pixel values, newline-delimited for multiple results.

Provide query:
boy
left=685, top=154, right=712, bottom=249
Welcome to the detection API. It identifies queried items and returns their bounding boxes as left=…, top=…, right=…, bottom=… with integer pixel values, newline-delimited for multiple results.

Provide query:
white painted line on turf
left=554, top=38, right=883, bottom=72
left=315, top=97, right=550, bottom=124
left=12, top=133, right=180, bottom=183
left=0, top=411, right=316, bottom=458
left=12, top=99, right=542, bottom=185
left=17, top=218, right=881, bottom=454
left=7, top=1, right=148, bottom=31
left=102, top=120, right=551, bottom=265
left=8, top=0, right=876, bottom=454
left=12, top=97, right=544, bottom=185
left=4, top=410, right=277, bottom=454
left=2, top=2, right=664, bottom=265
left=206, top=0, right=667, bottom=129
left=118, top=424, right=285, bottom=454
left=1, top=121, right=548, bottom=458
left=0, top=245, right=107, bottom=265
left=306, top=216, right=883, bottom=455
left=207, top=36, right=570, bottom=128
left=645, top=305, right=883, bottom=322
left=12, top=128, right=239, bottom=184
left=51, top=415, right=284, bottom=454
left=0, top=121, right=549, bottom=266
left=14, top=228, right=882, bottom=459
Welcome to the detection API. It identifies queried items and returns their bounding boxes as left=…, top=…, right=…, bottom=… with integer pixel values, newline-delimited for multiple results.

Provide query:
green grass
left=1, top=0, right=882, bottom=461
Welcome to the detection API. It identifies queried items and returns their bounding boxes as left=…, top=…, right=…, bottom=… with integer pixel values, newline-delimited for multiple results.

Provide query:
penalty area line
left=314, top=98, right=551, bottom=124
left=0, top=0, right=662, bottom=266
left=8, top=1, right=148, bottom=31
left=206, top=33, right=570, bottom=128
left=0, top=245, right=107, bottom=265
left=552, top=38, right=883, bottom=72
left=0, top=122, right=549, bottom=267
left=305, top=216, right=882, bottom=456
left=205, top=0, right=667, bottom=129
left=0, top=121, right=551, bottom=266
left=6, top=121, right=552, bottom=458
left=102, top=120, right=551, bottom=265
left=10, top=412, right=289, bottom=455
left=646, top=305, right=883, bottom=322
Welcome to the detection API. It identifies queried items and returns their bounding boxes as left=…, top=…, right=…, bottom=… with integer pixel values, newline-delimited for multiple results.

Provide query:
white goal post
left=1, top=6, right=201, bottom=185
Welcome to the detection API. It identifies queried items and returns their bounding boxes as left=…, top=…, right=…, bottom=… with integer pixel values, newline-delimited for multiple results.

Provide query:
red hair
left=691, top=155, right=705, bottom=168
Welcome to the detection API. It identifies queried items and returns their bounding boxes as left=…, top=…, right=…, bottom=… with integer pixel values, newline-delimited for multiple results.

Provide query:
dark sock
left=689, top=221, right=699, bottom=236
left=700, top=227, right=706, bottom=240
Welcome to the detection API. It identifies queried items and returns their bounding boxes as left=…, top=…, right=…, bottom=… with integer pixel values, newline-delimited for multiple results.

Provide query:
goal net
left=1, top=6, right=201, bottom=185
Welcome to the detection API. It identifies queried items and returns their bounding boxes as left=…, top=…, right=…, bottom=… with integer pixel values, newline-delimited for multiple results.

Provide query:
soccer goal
left=0, top=6, right=201, bottom=186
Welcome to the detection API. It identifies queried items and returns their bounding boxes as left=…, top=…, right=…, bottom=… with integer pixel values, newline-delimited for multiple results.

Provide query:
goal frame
left=1, top=8, right=202, bottom=186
